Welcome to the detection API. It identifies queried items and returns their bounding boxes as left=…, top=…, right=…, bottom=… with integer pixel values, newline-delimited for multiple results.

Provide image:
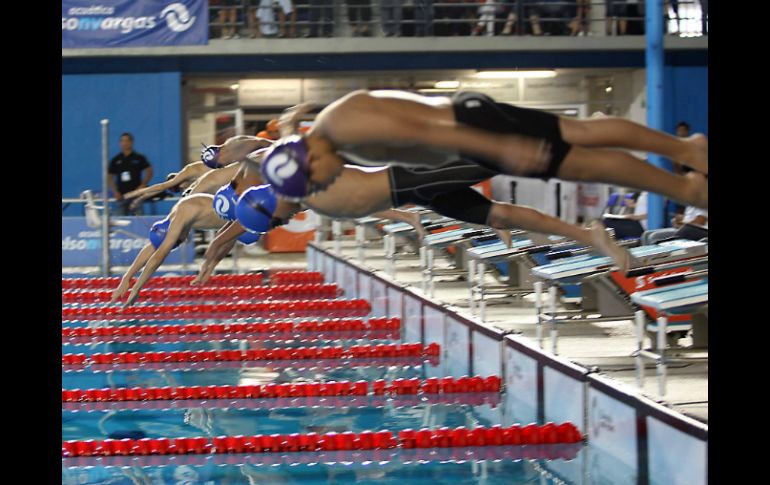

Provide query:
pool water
left=62, top=275, right=629, bottom=485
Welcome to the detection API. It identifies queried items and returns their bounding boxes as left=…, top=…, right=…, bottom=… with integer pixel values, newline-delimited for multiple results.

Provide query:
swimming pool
left=62, top=258, right=706, bottom=484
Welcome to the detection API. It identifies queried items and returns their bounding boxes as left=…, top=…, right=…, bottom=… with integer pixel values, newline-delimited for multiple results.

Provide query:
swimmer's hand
left=109, top=282, right=130, bottom=304
left=122, top=288, right=140, bottom=309
left=279, top=102, right=315, bottom=137
left=499, top=135, right=553, bottom=176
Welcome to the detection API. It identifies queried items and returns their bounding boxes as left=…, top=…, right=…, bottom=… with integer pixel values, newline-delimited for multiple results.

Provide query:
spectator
left=500, top=0, right=520, bottom=35
left=412, top=0, right=434, bottom=36
left=108, top=133, right=153, bottom=216
left=607, top=0, right=644, bottom=36
left=256, top=0, right=297, bottom=37
left=256, top=119, right=281, bottom=140
left=623, top=191, right=649, bottom=230
left=473, top=0, right=500, bottom=36
left=380, top=0, right=403, bottom=37
left=699, top=0, right=707, bottom=35
left=348, top=0, right=373, bottom=36
left=568, top=0, right=590, bottom=36
left=526, top=0, right=575, bottom=36
left=672, top=205, right=708, bottom=228
left=217, top=0, right=240, bottom=39
left=307, top=0, right=334, bottom=37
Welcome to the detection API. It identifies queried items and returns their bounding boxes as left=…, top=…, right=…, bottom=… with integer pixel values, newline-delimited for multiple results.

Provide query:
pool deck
left=307, top=236, right=708, bottom=425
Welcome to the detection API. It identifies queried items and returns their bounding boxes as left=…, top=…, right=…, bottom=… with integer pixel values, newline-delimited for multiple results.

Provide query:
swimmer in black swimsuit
left=219, top=90, right=706, bottom=210
left=192, top=160, right=630, bottom=285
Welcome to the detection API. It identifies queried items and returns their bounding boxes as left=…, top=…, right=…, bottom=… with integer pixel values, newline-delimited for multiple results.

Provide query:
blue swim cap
left=260, top=135, right=309, bottom=201
left=148, top=218, right=183, bottom=250
left=213, top=183, right=238, bottom=221
left=235, top=185, right=278, bottom=234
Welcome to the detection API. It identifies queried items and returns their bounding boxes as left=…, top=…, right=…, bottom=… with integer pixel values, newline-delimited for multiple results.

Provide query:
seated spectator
left=622, top=191, right=649, bottom=231
left=673, top=206, right=708, bottom=229
left=348, top=0, right=373, bottom=36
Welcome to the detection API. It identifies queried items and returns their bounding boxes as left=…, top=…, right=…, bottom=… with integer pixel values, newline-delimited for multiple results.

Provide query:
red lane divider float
left=62, top=375, right=500, bottom=402
left=63, top=442, right=583, bottom=467
left=62, top=284, right=341, bottom=303
left=62, top=318, right=400, bottom=339
left=62, top=342, right=440, bottom=367
left=62, top=274, right=264, bottom=290
left=62, top=299, right=372, bottom=321
left=61, top=271, right=324, bottom=290
left=63, top=393, right=502, bottom=413
left=62, top=423, right=582, bottom=457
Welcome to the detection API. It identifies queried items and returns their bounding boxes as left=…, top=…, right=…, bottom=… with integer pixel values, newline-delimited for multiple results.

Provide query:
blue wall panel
left=62, top=72, right=182, bottom=198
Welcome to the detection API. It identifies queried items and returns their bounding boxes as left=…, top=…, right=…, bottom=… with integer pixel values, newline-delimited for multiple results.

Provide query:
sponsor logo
left=62, top=2, right=196, bottom=34
left=62, top=236, right=148, bottom=254
left=265, top=152, right=298, bottom=186
left=214, top=194, right=232, bottom=219
left=160, top=3, right=196, bottom=32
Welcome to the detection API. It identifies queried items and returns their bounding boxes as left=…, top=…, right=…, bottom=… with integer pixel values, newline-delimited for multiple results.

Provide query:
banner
left=62, top=1, right=208, bottom=49
left=63, top=216, right=195, bottom=267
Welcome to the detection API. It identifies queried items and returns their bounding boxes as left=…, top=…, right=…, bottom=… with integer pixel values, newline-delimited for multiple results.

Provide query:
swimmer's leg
left=559, top=116, right=708, bottom=174
left=486, top=202, right=630, bottom=271
left=557, top=146, right=708, bottom=209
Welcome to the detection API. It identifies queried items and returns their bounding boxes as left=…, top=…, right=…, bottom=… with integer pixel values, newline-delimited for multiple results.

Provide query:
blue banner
left=62, top=216, right=196, bottom=268
left=62, top=0, right=208, bottom=49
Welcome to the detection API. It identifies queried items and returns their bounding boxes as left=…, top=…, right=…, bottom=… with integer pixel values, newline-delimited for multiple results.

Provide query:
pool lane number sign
left=62, top=1, right=208, bottom=48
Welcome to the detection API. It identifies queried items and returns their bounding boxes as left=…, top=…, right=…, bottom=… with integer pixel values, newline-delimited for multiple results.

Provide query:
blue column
left=646, top=0, right=665, bottom=230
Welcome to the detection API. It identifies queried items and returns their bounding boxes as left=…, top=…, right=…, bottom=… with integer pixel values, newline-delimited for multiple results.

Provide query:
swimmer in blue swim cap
left=110, top=193, right=258, bottom=308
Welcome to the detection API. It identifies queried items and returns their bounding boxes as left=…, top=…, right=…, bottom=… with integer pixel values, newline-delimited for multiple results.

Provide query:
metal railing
left=208, top=0, right=707, bottom=39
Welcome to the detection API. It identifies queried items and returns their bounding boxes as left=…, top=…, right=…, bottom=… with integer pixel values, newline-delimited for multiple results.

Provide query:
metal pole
left=100, top=119, right=111, bottom=276
left=646, top=0, right=666, bottom=230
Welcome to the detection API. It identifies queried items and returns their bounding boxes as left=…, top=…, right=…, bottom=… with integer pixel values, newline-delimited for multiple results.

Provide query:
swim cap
left=148, top=218, right=183, bottom=250
left=260, top=135, right=309, bottom=201
left=235, top=185, right=278, bottom=234
left=213, top=183, right=238, bottom=221
left=201, top=144, right=223, bottom=169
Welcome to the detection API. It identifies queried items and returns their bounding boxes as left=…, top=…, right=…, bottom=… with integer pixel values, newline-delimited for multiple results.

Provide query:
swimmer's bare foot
left=405, top=211, right=426, bottom=241
left=684, top=171, right=708, bottom=209
left=681, top=133, right=708, bottom=175
left=590, top=221, right=631, bottom=273
left=495, top=229, right=512, bottom=248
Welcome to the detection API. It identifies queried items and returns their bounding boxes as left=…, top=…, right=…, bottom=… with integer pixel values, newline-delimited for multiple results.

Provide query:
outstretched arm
left=217, top=136, right=273, bottom=167
left=110, top=243, right=155, bottom=303
left=124, top=162, right=208, bottom=200
left=124, top=213, right=191, bottom=308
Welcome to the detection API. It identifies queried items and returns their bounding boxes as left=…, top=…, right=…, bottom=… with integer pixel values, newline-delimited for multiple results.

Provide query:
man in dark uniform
left=108, top=133, right=153, bottom=215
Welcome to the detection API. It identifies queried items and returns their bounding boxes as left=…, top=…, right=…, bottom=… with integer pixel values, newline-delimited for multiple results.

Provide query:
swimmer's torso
left=303, top=165, right=392, bottom=218
left=337, top=141, right=460, bottom=169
